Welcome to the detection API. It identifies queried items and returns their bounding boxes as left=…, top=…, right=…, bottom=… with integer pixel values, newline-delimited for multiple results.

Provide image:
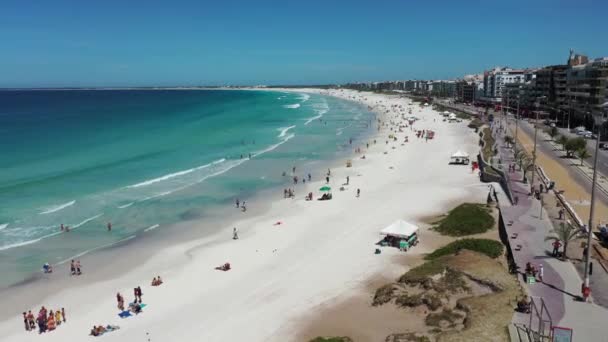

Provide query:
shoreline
left=0, top=89, right=488, bottom=341
left=0, top=88, right=373, bottom=311
left=0, top=87, right=374, bottom=290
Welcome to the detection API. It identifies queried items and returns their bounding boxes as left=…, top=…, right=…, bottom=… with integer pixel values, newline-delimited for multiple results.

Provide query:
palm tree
left=515, top=151, right=529, bottom=171
left=546, top=126, right=559, bottom=141
left=521, top=157, right=533, bottom=183
left=576, top=148, right=591, bottom=166
left=545, top=222, right=580, bottom=259
left=556, top=135, right=569, bottom=151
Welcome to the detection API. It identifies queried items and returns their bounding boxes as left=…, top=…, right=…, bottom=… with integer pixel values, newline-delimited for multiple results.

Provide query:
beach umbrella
left=319, top=186, right=331, bottom=192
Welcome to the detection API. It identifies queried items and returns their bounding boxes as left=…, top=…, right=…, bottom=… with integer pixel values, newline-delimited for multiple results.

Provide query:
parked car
left=600, top=143, right=608, bottom=150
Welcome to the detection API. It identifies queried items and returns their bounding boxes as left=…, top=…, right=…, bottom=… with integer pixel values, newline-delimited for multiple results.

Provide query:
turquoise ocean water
left=0, top=89, right=372, bottom=287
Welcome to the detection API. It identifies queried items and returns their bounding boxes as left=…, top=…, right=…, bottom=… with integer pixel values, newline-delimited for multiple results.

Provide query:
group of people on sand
left=151, top=276, right=163, bottom=286
left=235, top=198, right=247, bottom=212
left=283, top=188, right=295, bottom=198
left=90, top=324, right=119, bottom=337
left=23, top=307, right=66, bottom=334
left=70, top=259, right=82, bottom=276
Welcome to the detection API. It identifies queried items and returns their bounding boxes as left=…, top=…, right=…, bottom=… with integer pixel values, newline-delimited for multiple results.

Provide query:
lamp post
left=530, top=96, right=547, bottom=191
left=584, top=104, right=608, bottom=290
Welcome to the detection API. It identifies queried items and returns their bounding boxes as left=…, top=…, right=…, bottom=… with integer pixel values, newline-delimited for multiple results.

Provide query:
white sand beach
left=0, top=89, right=489, bottom=341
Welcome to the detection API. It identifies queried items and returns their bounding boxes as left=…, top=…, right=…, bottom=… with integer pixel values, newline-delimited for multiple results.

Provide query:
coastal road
left=554, top=125, right=608, bottom=178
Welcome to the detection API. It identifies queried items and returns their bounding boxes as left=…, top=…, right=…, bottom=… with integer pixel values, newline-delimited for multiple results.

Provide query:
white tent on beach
left=380, top=220, right=419, bottom=238
left=450, top=150, right=470, bottom=164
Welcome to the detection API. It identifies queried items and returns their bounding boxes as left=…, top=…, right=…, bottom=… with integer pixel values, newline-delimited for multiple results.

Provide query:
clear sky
left=2, top=0, right=607, bottom=87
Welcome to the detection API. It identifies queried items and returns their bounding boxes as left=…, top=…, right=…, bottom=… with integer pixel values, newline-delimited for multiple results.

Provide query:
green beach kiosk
left=379, top=220, right=420, bottom=251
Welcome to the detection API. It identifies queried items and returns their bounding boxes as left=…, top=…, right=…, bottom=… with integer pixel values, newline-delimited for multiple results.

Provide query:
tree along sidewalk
left=532, top=124, right=608, bottom=198
left=493, top=123, right=608, bottom=340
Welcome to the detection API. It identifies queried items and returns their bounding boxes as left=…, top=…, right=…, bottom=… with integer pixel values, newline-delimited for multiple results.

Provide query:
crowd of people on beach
left=23, top=307, right=66, bottom=334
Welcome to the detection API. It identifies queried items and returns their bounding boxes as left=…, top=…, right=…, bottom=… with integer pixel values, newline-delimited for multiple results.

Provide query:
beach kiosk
left=450, top=150, right=470, bottom=165
left=380, top=220, right=420, bottom=251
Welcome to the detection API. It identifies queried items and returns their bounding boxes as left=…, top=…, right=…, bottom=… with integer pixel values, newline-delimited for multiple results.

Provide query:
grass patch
left=396, top=293, right=423, bottom=307
left=432, top=268, right=470, bottom=294
left=481, top=127, right=495, bottom=162
left=372, top=284, right=395, bottom=306
left=425, top=308, right=464, bottom=328
left=426, top=239, right=504, bottom=260
left=310, top=337, right=353, bottom=342
left=398, top=258, right=445, bottom=286
left=467, top=118, right=482, bottom=129
left=434, top=203, right=494, bottom=236
left=386, top=333, right=432, bottom=342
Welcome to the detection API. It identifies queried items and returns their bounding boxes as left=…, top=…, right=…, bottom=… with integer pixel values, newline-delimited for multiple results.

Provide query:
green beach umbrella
left=319, top=186, right=331, bottom=192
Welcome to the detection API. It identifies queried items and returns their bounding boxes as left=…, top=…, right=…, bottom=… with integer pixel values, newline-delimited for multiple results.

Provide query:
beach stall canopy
left=380, top=220, right=419, bottom=238
left=451, top=150, right=469, bottom=158
left=319, top=186, right=331, bottom=192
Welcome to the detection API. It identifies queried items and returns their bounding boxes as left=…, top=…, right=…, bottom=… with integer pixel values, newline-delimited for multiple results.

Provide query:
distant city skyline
left=1, top=0, right=607, bottom=87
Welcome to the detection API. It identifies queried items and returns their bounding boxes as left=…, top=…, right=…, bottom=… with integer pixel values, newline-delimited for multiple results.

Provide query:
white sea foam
left=144, top=224, right=160, bottom=232
left=127, top=159, right=226, bottom=189
left=55, top=235, right=136, bottom=265
left=253, top=134, right=295, bottom=157
left=305, top=101, right=329, bottom=125
left=298, top=94, right=311, bottom=102
left=118, top=202, right=134, bottom=209
left=0, top=223, right=8, bottom=231
left=0, top=230, right=62, bottom=251
left=39, top=200, right=76, bottom=215
left=72, top=213, right=103, bottom=229
left=277, top=125, right=296, bottom=138
left=284, top=104, right=300, bottom=109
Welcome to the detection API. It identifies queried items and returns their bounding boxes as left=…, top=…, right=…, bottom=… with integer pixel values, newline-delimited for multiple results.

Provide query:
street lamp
left=530, top=96, right=547, bottom=191
left=583, top=104, right=608, bottom=292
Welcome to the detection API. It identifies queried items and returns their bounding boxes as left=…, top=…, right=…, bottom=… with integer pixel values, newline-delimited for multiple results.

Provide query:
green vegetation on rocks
left=434, top=203, right=495, bottom=236
left=425, top=239, right=504, bottom=260
left=310, top=337, right=353, bottom=342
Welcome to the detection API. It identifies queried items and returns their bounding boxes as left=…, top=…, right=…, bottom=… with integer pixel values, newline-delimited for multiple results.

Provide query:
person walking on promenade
left=346, top=176, right=349, bottom=185
left=61, top=308, right=66, bottom=323
left=538, top=264, right=544, bottom=282
left=235, top=198, right=239, bottom=208
left=552, top=240, right=562, bottom=257
left=356, top=189, right=360, bottom=197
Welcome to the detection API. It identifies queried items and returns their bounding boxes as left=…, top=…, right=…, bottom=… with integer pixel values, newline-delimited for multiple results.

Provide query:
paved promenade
left=492, top=123, right=608, bottom=341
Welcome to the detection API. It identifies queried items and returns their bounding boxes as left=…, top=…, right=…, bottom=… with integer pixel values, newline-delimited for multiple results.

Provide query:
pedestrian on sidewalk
left=558, top=208, right=565, bottom=220
left=538, top=264, right=544, bottom=282
left=552, top=240, right=562, bottom=257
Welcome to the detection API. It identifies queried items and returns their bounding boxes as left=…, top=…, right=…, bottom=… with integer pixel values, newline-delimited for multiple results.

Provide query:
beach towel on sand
left=118, top=304, right=147, bottom=318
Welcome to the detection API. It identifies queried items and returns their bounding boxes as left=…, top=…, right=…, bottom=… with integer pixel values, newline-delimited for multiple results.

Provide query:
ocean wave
left=144, top=224, right=160, bottom=232
left=298, top=94, right=311, bottom=102
left=118, top=202, right=134, bottom=209
left=277, top=125, right=296, bottom=138
left=72, top=213, right=103, bottom=229
left=253, top=133, right=295, bottom=157
left=305, top=101, right=329, bottom=125
left=39, top=200, right=76, bottom=215
left=0, top=223, right=8, bottom=231
left=284, top=104, right=300, bottom=109
left=0, top=230, right=62, bottom=251
left=55, top=235, right=136, bottom=265
left=127, top=158, right=226, bottom=189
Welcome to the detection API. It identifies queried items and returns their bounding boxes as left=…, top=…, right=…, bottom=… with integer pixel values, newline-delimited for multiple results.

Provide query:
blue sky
left=1, top=0, right=607, bottom=87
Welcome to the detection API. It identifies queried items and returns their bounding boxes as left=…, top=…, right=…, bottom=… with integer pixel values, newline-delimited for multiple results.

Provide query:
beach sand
left=0, top=89, right=489, bottom=341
